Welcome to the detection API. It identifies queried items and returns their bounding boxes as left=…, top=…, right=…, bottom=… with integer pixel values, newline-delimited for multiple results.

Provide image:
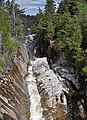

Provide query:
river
left=26, top=60, right=45, bottom=120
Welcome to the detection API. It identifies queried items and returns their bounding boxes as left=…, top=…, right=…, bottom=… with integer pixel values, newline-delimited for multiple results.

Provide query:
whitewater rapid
left=26, top=60, right=44, bottom=120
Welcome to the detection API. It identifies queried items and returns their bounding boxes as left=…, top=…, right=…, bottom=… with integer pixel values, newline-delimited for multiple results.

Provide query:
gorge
left=0, top=0, right=87, bottom=119
left=0, top=33, right=87, bottom=120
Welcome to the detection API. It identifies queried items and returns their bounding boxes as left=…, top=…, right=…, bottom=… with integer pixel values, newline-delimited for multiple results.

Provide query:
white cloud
left=15, top=0, right=61, bottom=15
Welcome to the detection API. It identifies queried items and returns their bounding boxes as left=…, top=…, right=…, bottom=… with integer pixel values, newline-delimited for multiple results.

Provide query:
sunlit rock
left=33, top=57, right=68, bottom=120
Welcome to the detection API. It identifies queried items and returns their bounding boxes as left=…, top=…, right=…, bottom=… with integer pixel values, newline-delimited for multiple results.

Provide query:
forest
left=0, top=0, right=87, bottom=81
left=0, top=0, right=87, bottom=120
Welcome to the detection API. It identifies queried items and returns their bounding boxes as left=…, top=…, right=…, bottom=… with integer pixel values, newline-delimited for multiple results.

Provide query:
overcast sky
left=16, top=0, right=61, bottom=15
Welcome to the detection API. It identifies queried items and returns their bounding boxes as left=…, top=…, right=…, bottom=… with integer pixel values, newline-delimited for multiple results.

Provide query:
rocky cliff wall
left=51, top=58, right=87, bottom=120
left=0, top=45, right=30, bottom=120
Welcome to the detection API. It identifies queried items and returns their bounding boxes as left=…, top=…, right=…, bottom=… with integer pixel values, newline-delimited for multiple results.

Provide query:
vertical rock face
left=0, top=45, right=30, bottom=120
left=33, top=57, right=68, bottom=120
left=51, top=58, right=87, bottom=120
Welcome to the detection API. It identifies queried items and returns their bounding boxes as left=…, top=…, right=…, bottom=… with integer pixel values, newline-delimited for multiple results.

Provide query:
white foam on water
left=26, top=60, right=45, bottom=120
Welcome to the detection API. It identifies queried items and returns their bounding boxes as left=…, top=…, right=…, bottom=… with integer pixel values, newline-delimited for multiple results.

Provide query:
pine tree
left=56, top=13, right=84, bottom=67
left=45, top=16, right=54, bottom=40
left=57, top=0, right=81, bottom=15
left=77, top=0, right=87, bottom=50
left=45, top=0, right=55, bottom=15
left=38, top=7, right=43, bottom=14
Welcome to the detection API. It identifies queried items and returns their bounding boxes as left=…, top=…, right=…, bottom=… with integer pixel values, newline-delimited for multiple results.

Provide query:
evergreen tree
left=57, top=0, right=68, bottom=14
left=77, top=1, right=87, bottom=50
left=0, top=1, right=24, bottom=75
left=56, top=12, right=84, bottom=68
left=57, top=0, right=83, bottom=15
left=45, top=0, right=55, bottom=15
left=55, top=0, right=87, bottom=74
left=45, top=16, right=54, bottom=40
left=38, top=7, right=43, bottom=14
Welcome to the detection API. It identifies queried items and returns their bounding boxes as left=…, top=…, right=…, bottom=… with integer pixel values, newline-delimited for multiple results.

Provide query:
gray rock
left=33, top=57, right=68, bottom=119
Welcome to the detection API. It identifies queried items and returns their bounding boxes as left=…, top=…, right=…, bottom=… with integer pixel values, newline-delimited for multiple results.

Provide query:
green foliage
left=53, top=0, right=87, bottom=76
left=82, top=66, right=87, bottom=75
left=0, top=57, right=6, bottom=75
left=35, top=15, right=54, bottom=40
left=45, top=0, right=55, bottom=15
left=56, top=13, right=84, bottom=68
left=24, top=0, right=87, bottom=79
left=32, top=0, right=87, bottom=78
left=0, top=2, right=22, bottom=75
left=77, top=1, right=87, bottom=49
left=0, top=0, right=87, bottom=80
left=45, top=16, right=54, bottom=40
left=5, top=38, right=14, bottom=50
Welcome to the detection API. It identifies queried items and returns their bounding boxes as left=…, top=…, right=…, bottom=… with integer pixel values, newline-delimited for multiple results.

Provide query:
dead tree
left=0, top=32, right=2, bottom=56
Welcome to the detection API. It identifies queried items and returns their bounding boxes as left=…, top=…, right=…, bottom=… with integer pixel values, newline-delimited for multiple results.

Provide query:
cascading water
left=26, top=60, right=44, bottom=120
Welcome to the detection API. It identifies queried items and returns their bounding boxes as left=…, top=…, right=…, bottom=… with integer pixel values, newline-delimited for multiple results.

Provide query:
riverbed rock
left=33, top=57, right=68, bottom=120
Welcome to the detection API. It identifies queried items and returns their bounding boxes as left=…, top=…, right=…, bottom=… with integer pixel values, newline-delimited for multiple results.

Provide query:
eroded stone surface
left=51, top=58, right=87, bottom=119
left=0, top=45, right=30, bottom=120
left=33, top=57, right=68, bottom=120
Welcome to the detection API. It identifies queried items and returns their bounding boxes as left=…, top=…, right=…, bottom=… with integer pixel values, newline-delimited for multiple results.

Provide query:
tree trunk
left=0, top=32, right=2, bottom=56
left=12, top=0, right=15, bottom=34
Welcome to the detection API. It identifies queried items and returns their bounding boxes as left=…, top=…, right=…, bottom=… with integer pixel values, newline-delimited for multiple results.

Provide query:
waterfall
left=26, top=60, right=44, bottom=120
